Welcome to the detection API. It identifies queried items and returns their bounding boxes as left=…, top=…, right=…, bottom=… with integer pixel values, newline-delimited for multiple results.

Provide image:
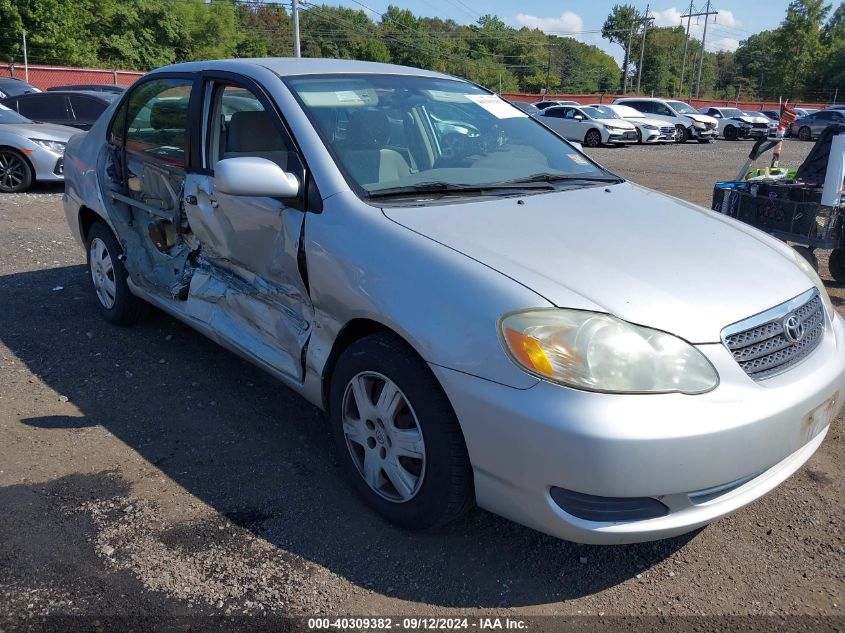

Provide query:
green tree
left=602, top=4, right=642, bottom=91
left=774, top=0, right=831, bottom=98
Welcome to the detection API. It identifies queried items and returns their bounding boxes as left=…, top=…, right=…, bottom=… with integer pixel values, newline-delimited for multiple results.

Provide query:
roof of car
left=10, top=90, right=117, bottom=101
left=153, top=57, right=459, bottom=81
left=616, top=97, right=682, bottom=103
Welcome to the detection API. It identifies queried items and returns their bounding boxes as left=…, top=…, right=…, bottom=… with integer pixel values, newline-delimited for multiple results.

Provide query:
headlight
left=499, top=309, right=719, bottom=394
left=30, top=138, right=66, bottom=154
left=793, top=250, right=835, bottom=319
left=642, top=124, right=658, bottom=130
left=693, top=122, right=706, bottom=129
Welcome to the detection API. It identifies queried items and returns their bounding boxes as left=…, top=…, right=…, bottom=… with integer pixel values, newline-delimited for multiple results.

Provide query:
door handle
left=185, top=195, right=197, bottom=205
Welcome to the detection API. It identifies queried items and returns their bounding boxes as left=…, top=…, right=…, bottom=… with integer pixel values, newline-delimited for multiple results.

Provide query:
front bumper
left=432, top=310, right=845, bottom=544
left=607, top=129, right=639, bottom=144
left=640, top=128, right=674, bottom=143
left=29, top=147, right=65, bottom=183
left=691, top=126, right=718, bottom=140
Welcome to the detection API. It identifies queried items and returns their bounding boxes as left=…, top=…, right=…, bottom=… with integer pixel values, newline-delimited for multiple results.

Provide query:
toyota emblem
left=783, top=314, right=805, bottom=345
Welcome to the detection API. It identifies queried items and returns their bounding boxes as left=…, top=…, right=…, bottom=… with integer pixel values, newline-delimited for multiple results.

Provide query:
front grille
left=752, top=122, right=767, bottom=129
left=723, top=291, right=825, bottom=380
left=659, top=126, right=674, bottom=135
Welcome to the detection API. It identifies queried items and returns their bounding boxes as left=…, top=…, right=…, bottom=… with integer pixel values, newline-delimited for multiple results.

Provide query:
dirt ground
left=0, top=139, right=843, bottom=624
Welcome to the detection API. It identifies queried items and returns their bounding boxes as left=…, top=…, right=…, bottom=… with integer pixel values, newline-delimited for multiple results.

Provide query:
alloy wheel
left=341, top=371, right=426, bottom=503
left=0, top=151, right=28, bottom=193
left=89, top=237, right=117, bottom=309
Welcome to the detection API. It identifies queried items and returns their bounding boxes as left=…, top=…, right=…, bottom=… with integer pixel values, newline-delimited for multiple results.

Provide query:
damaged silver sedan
left=64, top=59, right=845, bottom=544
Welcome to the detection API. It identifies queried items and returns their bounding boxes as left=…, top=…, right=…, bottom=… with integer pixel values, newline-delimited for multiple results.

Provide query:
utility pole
left=636, top=4, right=654, bottom=94
left=292, top=0, right=301, bottom=58
left=545, top=46, right=552, bottom=94
left=622, top=24, right=635, bottom=94
left=22, top=29, right=28, bottom=83
left=678, top=0, right=694, bottom=98
left=694, top=0, right=717, bottom=98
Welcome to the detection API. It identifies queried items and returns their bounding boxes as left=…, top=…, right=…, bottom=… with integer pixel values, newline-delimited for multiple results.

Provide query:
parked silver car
left=63, top=59, right=844, bottom=544
left=0, top=104, right=78, bottom=192
left=791, top=109, right=845, bottom=140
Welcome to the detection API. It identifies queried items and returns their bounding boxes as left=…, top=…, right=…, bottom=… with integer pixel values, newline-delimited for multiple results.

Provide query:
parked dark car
left=0, top=91, right=116, bottom=130
left=790, top=109, right=845, bottom=141
left=0, top=77, right=40, bottom=99
left=47, top=84, right=126, bottom=95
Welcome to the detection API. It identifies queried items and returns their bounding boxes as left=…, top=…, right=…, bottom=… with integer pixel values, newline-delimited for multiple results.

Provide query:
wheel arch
left=320, top=317, right=430, bottom=412
left=78, top=205, right=109, bottom=243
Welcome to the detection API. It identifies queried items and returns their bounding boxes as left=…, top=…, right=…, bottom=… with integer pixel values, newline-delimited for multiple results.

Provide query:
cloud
left=707, top=36, right=740, bottom=52
left=513, top=11, right=584, bottom=34
left=651, top=6, right=740, bottom=36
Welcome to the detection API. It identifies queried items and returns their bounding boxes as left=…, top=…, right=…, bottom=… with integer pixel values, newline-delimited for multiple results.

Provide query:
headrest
left=149, top=99, right=187, bottom=130
left=227, top=110, right=285, bottom=153
left=346, top=110, right=391, bottom=149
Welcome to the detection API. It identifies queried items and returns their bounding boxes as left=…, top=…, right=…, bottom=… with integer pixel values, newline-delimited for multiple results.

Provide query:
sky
left=319, top=0, right=793, bottom=64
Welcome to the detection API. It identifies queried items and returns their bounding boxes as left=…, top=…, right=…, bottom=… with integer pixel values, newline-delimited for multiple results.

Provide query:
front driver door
left=183, top=76, right=313, bottom=382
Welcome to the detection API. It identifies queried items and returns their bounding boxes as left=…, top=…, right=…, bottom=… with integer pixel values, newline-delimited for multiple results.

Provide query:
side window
left=816, top=111, right=833, bottom=120
left=545, top=108, right=564, bottom=118
left=108, top=100, right=127, bottom=145
left=633, top=101, right=650, bottom=114
left=69, top=95, right=106, bottom=121
left=206, top=83, right=300, bottom=175
left=4, top=98, right=18, bottom=112
left=124, top=78, right=193, bottom=168
left=18, top=95, right=67, bottom=120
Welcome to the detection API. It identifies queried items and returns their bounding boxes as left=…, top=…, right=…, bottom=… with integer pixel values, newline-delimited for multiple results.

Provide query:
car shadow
left=1, top=264, right=693, bottom=608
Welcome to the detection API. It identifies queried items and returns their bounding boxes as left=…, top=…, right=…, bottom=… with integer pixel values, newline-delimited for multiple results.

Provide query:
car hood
left=683, top=113, right=718, bottom=125
left=382, top=182, right=813, bottom=343
left=601, top=120, right=636, bottom=130
left=634, top=116, right=670, bottom=128
left=0, top=122, right=80, bottom=141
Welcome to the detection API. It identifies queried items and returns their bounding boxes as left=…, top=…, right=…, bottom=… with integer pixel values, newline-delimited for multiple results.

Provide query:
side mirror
left=574, top=115, right=585, bottom=121
left=214, top=157, right=300, bottom=198
left=714, top=113, right=722, bottom=118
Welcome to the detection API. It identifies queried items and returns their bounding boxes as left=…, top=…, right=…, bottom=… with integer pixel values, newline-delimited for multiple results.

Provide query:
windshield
left=667, top=101, right=698, bottom=115
left=608, top=104, right=643, bottom=118
left=286, top=74, right=614, bottom=198
left=0, top=105, right=32, bottom=124
left=583, top=106, right=620, bottom=120
left=720, top=108, right=744, bottom=118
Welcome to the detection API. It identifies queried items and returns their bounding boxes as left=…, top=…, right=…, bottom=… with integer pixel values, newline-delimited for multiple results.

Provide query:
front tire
left=829, top=248, right=845, bottom=283
left=0, top=148, right=33, bottom=193
left=329, top=333, right=473, bottom=530
left=675, top=125, right=689, bottom=144
left=724, top=125, right=737, bottom=141
left=798, top=126, right=812, bottom=142
left=584, top=129, right=602, bottom=148
left=86, top=221, right=149, bottom=325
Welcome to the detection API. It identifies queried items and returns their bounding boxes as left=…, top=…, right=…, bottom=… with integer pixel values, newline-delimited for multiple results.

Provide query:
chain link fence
left=0, top=63, right=144, bottom=91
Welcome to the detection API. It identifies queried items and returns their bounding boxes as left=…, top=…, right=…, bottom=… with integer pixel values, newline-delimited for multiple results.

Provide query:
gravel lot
left=0, top=139, right=843, bottom=623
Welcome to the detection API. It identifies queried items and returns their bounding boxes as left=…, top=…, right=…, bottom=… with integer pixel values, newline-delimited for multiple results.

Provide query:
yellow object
left=504, top=328, right=554, bottom=375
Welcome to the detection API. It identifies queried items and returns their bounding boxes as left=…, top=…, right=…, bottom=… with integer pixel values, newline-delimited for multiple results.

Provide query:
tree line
left=0, top=0, right=842, bottom=102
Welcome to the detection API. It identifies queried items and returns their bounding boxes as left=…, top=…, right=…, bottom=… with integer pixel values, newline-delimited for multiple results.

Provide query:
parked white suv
left=588, top=103, right=675, bottom=143
left=613, top=97, right=718, bottom=143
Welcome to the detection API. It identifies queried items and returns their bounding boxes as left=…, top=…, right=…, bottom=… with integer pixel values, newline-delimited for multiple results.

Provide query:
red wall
left=0, top=63, right=144, bottom=91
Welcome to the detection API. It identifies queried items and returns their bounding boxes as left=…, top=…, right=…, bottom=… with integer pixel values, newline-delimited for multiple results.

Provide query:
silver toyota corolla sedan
left=0, top=104, right=78, bottom=192
left=62, top=59, right=844, bottom=544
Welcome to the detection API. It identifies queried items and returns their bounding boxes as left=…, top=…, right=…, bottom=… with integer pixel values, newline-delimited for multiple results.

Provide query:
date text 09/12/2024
left=307, top=617, right=528, bottom=630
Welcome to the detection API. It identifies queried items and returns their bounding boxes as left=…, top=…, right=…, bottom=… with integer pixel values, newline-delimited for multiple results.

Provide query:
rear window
left=70, top=95, right=107, bottom=121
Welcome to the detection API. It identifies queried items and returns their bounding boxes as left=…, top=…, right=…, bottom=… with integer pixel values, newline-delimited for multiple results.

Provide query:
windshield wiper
left=500, top=172, right=623, bottom=185
left=367, top=180, right=556, bottom=199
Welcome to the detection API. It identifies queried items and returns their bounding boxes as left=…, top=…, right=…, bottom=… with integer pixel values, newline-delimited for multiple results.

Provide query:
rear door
left=182, top=74, right=313, bottom=382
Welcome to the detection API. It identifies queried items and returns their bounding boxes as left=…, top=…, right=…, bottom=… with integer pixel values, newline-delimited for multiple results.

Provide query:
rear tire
left=829, top=248, right=845, bottom=283
left=798, top=126, right=812, bottom=141
left=86, top=221, right=149, bottom=325
left=329, top=332, right=473, bottom=530
left=0, top=148, right=33, bottom=193
left=792, top=245, right=818, bottom=272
